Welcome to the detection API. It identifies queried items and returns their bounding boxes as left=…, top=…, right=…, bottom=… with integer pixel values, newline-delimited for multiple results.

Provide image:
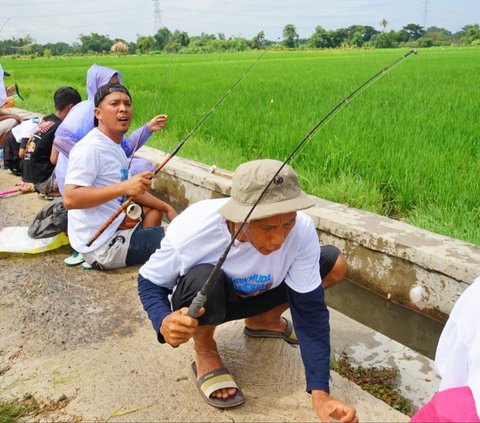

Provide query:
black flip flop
left=191, top=362, right=245, bottom=408
left=244, top=317, right=299, bottom=345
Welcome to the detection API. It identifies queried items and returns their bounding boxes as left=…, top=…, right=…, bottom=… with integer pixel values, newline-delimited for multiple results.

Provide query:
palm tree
left=379, top=19, right=388, bottom=32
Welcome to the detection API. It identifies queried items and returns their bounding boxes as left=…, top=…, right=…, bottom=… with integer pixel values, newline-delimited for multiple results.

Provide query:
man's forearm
left=63, top=184, right=125, bottom=209
left=121, top=125, right=152, bottom=157
left=134, top=191, right=173, bottom=214
left=138, top=274, right=172, bottom=343
left=286, top=285, right=331, bottom=392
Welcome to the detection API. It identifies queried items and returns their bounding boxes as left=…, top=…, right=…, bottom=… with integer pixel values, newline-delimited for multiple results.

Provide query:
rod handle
left=186, top=291, right=207, bottom=318
left=86, top=198, right=132, bottom=247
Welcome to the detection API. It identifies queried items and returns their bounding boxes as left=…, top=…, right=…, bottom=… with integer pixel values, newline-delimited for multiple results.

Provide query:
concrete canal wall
left=9, top=107, right=480, bottom=322
left=137, top=146, right=480, bottom=322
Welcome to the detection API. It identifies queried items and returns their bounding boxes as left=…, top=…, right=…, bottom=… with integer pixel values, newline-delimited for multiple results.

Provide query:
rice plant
left=5, top=47, right=479, bottom=244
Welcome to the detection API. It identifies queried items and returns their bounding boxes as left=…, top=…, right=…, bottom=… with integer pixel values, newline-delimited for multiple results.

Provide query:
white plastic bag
left=0, top=226, right=68, bottom=254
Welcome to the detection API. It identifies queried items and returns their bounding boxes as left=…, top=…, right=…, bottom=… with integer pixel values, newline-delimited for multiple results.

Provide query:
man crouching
left=138, top=159, right=357, bottom=422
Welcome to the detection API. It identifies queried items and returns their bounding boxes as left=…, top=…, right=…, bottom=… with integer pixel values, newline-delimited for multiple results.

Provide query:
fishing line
left=186, top=49, right=418, bottom=318
left=0, top=18, right=9, bottom=33
left=122, top=53, right=176, bottom=220
left=126, top=52, right=176, bottom=170
left=86, top=50, right=268, bottom=247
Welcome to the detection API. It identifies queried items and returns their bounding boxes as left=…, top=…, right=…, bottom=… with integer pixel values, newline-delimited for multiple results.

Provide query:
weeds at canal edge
left=330, top=352, right=414, bottom=416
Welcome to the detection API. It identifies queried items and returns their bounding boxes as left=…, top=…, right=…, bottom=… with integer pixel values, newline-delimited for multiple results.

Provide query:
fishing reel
left=126, top=202, right=142, bottom=220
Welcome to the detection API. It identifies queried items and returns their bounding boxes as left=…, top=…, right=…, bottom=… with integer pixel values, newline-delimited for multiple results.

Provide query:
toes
left=211, top=388, right=238, bottom=399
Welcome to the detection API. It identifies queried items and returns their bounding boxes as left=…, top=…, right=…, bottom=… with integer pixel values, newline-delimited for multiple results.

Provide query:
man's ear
left=94, top=107, right=101, bottom=122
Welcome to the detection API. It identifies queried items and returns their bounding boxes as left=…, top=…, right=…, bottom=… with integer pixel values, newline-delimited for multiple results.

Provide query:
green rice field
left=3, top=48, right=479, bottom=245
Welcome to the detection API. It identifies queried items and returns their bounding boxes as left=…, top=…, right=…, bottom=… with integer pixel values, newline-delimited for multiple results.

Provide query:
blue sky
left=1, top=0, right=478, bottom=45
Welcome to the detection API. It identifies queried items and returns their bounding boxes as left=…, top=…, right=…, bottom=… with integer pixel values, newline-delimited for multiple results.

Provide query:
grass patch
left=331, top=352, right=414, bottom=416
left=0, top=396, right=40, bottom=423
left=0, top=394, right=72, bottom=423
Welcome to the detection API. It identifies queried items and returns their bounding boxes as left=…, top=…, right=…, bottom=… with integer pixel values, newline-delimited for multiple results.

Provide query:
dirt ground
left=0, top=170, right=408, bottom=422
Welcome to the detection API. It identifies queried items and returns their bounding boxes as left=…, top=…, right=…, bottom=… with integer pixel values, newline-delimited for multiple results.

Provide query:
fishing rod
left=0, top=188, right=20, bottom=197
left=117, top=55, right=177, bottom=221
left=86, top=50, right=267, bottom=247
left=186, top=49, right=418, bottom=318
left=0, top=18, right=9, bottom=34
left=0, top=181, right=37, bottom=197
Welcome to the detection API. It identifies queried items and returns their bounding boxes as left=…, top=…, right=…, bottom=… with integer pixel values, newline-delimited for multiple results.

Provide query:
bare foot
left=244, top=315, right=287, bottom=333
left=244, top=304, right=289, bottom=333
left=194, top=349, right=237, bottom=400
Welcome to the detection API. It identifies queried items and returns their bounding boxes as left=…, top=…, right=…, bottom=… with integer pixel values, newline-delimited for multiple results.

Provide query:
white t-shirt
left=139, top=198, right=321, bottom=296
left=65, top=128, right=129, bottom=254
left=435, top=275, right=480, bottom=416
left=12, top=118, right=38, bottom=142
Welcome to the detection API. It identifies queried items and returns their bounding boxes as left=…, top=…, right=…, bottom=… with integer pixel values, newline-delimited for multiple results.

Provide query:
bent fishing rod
left=186, top=49, right=418, bottom=318
left=86, top=51, right=267, bottom=247
left=117, top=55, right=178, bottom=221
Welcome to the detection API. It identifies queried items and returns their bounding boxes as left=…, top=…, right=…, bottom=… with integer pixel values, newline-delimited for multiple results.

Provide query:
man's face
left=95, top=91, right=132, bottom=141
left=239, top=211, right=297, bottom=255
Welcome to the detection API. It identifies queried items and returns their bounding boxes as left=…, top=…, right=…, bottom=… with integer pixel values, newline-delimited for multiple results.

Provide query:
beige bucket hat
left=219, top=159, right=314, bottom=223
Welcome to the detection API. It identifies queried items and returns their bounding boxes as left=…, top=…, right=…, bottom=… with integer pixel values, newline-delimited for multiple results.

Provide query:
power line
left=4, top=5, right=147, bottom=20
left=0, top=18, right=9, bottom=33
left=423, top=0, right=429, bottom=29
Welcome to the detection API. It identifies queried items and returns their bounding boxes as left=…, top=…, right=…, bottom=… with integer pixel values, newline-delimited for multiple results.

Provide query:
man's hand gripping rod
left=186, top=49, right=418, bottom=318
left=86, top=52, right=267, bottom=247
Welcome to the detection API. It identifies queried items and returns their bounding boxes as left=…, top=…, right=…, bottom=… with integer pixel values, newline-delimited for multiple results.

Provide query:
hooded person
left=53, top=63, right=167, bottom=195
left=137, top=159, right=357, bottom=422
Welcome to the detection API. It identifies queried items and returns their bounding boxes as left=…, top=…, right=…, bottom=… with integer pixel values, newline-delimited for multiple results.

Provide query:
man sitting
left=20, top=87, right=81, bottom=196
left=63, top=83, right=176, bottom=270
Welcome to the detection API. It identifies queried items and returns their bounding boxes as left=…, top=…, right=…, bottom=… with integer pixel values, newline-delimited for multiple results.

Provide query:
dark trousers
left=171, top=245, right=340, bottom=326
left=125, top=224, right=165, bottom=266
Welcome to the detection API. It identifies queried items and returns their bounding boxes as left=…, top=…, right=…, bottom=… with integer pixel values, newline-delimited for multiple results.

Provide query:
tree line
left=1, top=22, right=479, bottom=57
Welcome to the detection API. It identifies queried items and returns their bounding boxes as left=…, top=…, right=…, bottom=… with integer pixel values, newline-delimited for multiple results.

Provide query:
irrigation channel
left=325, top=278, right=444, bottom=359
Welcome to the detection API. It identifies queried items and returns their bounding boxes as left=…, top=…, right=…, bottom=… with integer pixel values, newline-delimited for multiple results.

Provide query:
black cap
left=94, top=83, right=131, bottom=107
left=94, top=83, right=132, bottom=127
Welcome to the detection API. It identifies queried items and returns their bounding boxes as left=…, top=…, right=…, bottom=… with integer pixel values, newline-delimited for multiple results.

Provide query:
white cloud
left=0, top=0, right=477, bottom=44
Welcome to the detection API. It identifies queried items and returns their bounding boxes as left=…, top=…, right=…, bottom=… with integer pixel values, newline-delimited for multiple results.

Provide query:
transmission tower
left=153, top=0, right=162, bottom=34
left=423, top=0, right=429, bottom=30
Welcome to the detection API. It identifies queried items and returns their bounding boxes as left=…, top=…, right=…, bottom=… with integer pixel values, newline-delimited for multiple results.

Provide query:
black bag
left=28, top=198, right=68, bottom=239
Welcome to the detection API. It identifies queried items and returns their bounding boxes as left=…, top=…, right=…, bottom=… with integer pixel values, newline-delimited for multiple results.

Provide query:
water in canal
left=325, top=278, right=445, bottom=360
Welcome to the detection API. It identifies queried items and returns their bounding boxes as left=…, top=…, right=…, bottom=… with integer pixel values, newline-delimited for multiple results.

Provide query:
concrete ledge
left=329, top=308, right=439, bottom=411
left=137, top=145, right=480, bottom=321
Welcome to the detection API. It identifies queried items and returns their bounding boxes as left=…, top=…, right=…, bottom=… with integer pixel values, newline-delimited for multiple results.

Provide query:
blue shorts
left=126, top=224, right=165, bottom=266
